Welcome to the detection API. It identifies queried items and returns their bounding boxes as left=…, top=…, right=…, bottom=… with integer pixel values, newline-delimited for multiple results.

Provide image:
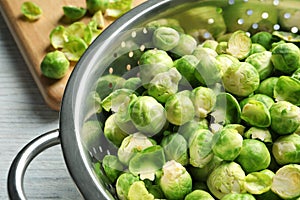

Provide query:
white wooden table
left=0, top=11, right=83, bottom=200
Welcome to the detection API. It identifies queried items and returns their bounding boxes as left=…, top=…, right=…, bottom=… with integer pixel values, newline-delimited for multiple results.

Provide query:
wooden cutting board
left=0, top=0, right=146, bottom=111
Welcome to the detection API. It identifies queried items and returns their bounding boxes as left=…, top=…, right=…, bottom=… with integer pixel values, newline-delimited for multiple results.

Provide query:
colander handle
left=7, top=129, right=60, bottom=200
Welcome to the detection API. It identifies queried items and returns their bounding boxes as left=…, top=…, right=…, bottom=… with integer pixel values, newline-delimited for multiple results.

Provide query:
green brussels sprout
left=212, top=128, right=243, bottom=161
left=173, top=55, right=199, bottom=87
left=292, top=68, right=300, bottom=81
left=236, top=139, right=271, bottom=173
left=222, top=62, right=260, bottom=97
left=193, top=46, right=218, bottom=59
left=244, top=127, right=272, bottom=143
left=216, top=54, right=239, bottom=74
left=105, top=0, right=133, bottom=18
left=21, top=1, right=43, bottom=21
left=188, top=155, right=223, bottom=182
left=191, top=86, right=216, bottom=118
left=184, top=190, right=214, bottom=200
left=244, top=170, right=273, bottom=195
left=116, top=172, right=139, bottom=200
left=147, top=184, right=165, bottom=199
left=177, top=118, right=209, bottom=143
left=226, top=30, right=252, bottom=60
left=102, top=155, right=124, bottom=183
left=165, top=90, right=195, bottom=126
left=86, top=0, right=106, bottom=14
left=240, top=99, right=271, bottom=128
left=245, top=51, right=274, bottom=80
left=148, top=68, right=182, bottom=103
left=240, top=94, right=274, bottom=109
left=216, top=41, right=228, bottom=54
left=123, top=77, right=142, bottom=91
left=171, top=34, right=198, bottom=57
left=160, top=133, right=188, bottom=166
left=117, top=132, right=154, bottom=165
left=251, top=31, right=274, bottom=50
left=221, top=193, right=256, bottom=200
left=159, top=160, right=192, bottom=200
left=269, top=101, right=300, bottom=135
left=91, top=10, right=105, bottom=29
left=145, top=18, right=184, bottom=33
left=50, top=25, right=66, bottom=49
left=271, top=164, right=300, bottom=199
left=104, top=113, right=128, bottom=147
left=129, top=145, right=165, bottom=181
left=95, top=74, right=126, bottom=99
left=207, top=162, right=246, bottom=199
left=249, top=43, right=267, bottom=55
left=271, top=43, right=300, bottom=75
left=210, top=92, right=241, bottom=125
left=101, top=88, right=135, bottom=112
left=62, top=36, right=88, bottom=61
left=139, top=49, right=173, bottom=87
left=274, top=76, right=300, bottom=106
left=255, top=189, right=282, bottom=200
left=223, top=124, right=246, bottom=136
left=189, top=129, right=214, bottom=168
left=152, top=27, right=180, bottom=51
left=272, top=133, right=300, bottom=165
left=273, top=31, right=300, bottom=43
left=128, top=181, right=154, bottom=200
left=40, top=50, right=70, bottom=79
left=201, top=39, right=218, bottom=50
left=129, top=96, right=166, bottom=136
left=63, top=6, right=86, bottom=21
left=255, top=77, right=279, bottom=98
left=194, top=48, right=223, bottom=86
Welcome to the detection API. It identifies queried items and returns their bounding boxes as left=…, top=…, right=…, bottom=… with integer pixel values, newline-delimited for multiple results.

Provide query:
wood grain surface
left=0, top=0, right=146, bottom=111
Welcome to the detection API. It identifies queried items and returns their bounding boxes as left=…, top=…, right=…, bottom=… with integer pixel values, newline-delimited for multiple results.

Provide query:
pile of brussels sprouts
left=90, top=16, right=300, bottom=200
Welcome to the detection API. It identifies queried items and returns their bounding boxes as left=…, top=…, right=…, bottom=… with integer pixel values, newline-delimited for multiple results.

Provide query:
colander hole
left=237, top=18, right=244, bottom=25
left=252, top=23, right=259, bottom=29
left=140, top=44, right=146, bottom=52
left=106, top=150, right=111, bottom=155
left=291, top=27, right=299, bottom=33
left=274, top=24, right=280, bottom=30
left=203, top=32, right=212, bottom=39
left=131, top=31, right=137, bottom=38
left=109, top=67, right=113, bottom=74
left=128, top=51, right=134, bottom=58
left=113, top=53, right=118, bottom=58
left=228, top=0, right=235, bottom=5
left=121, top=41, right=126, bottom=48
left=126, top=64, right=131, bottom=71
left=261, top=12, right=269, bottom=19
left=208, top=18, right=214, bottom=24
left=246, top=9, right=253, bottom=16
left=93, top=147, right=97, bottom=154
left=284, top=13, right=291, bottom=19
left=99, top=146, right=103, bottom=152
left=273, top=0, right=280, bottom=6
left=142, top=27, right=148, bottom=34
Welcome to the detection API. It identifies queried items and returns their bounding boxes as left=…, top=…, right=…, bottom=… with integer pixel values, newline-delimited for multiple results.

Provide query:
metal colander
left=8, top=0, right=300, bottom=199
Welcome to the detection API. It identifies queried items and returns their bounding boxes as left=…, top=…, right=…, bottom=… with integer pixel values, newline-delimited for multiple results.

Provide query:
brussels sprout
left=148, top=68, right=182, bottom=103
left=194, top=48, right=223, bottom=86
left=255, top=77, right=279, bottom=98
left=105, top=0, right=133, bottom=18
left=159, top=160, right=192, bottom=200
left=292, top=68, right=300, bottom=81
left=221, top=193, right=256, bottom=200
left=273, top=30, right=300, bottom=43
left=50, top=25, right=66, bottom=49
left=102, top=155, right=124, bottom=183
left=222, top=62, right=260, bottom=97
left=212, top=128, right=243, bottom=161
left=226, top=30, right=252, bottom=60
left=40, top=50, right=70, bottom=79
left=191, top=86, right=216, bottom=118
left=272, top=133, right=300, bottom=165
left=177, top=118, right=209, bottom=143
left=236, top=139, right=271, bottom=173
left=117, top=132, right=154, bottom=165
left=165, top=90, right=195, bottom=126
left=95, top=74, right=126, bottom=99
left=269, top=101, right=300, bottom=135
left=101, top=88, right=135, bottom=112
left=216, top=41, right=228, bottom=55
left=274, top=76, right=300, bottom=106
left=63, top=6, right=86, bottom=21
left=249, top=43, right=267, bottom=55
left=184, top=190, right=214, bottom=200
left=251, top=31, right=274, bottom=50
left=240, top=94, right=274, bottom=109
left=216, top=54, right=239, bottom=74
left=271, top=164, right=300, bottom=199
left=271, top=43, right=300, bottom=75
left=207, top=162, right=246, bottom=199
left=255, top=190, right=282, bottom=200
left=152, top=27, right=180, bottom=51
left=86, top=0, right=106, bottom=14
left=128, top=181, right=154, bottom=200
left=104, top=113, right=128, bottom=147
left=244, top=127, right=272, bottom=143
left=62, top=36, right=88, bottom=61
left=129, top=145, right=165, bottom=181
left=223, top=124, right=246, bottom=136
left=173, top=55, right=199, bottom=87
left=129, top=96, right=166, bottom=136
left=244, top=170, right=273, bottom=195
left=139, top=49, right=173, bottom=87
left=189, top=129, right=214, bottom=168
left=160, top=133, right=188, bottom=166
left=240, top=99, right=271, bottom=128
left=188, top=155, right=223, bottom=182
left=147, top=184, right=165, bottom=199
left=145, top=18, right=184, bottom=33
left=116, top=172, right=139, bottom=200
left=201, top=40, right=218, bottom=50
left=21, top=1, right=42, bottom=21
left=91, top=10, right=105, bottom=29
left=245, top=51, right=274, bottom=80
left=210, top=92, right=241, bottom=125
left=193, top=46, right=218, bottom=59
left=171, top=34, right=198, bottom=57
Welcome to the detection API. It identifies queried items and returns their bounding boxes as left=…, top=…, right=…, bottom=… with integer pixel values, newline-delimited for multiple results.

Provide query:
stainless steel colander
left=8, top=0, right=300, bottom=199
